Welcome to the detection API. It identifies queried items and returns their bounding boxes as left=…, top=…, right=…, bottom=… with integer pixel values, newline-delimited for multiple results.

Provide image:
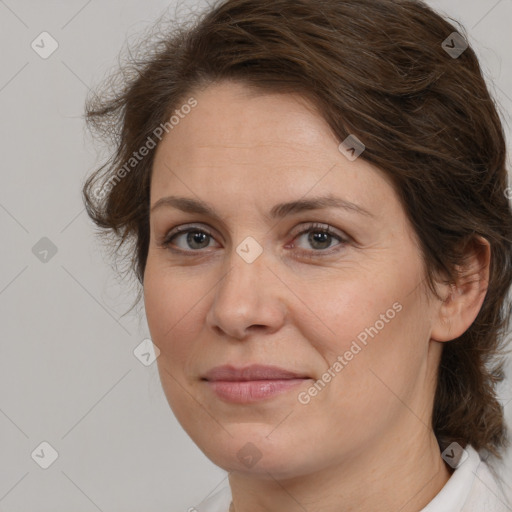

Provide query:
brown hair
left=82, top=0, right=512, bottom=459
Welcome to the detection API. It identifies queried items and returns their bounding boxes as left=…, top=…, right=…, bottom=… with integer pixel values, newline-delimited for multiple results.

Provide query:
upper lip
left=203, top=364, right=310, bottom=381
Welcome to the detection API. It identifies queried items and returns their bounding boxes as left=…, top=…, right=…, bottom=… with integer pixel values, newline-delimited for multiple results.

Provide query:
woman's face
left=144, top=80, right=443, bottom=478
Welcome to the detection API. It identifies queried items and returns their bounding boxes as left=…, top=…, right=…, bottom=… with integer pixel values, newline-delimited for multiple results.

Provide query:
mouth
left=202, top=364, right=311, bottom=403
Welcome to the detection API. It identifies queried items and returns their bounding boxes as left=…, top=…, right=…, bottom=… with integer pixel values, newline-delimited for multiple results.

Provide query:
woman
left=82, top=0, right=512, bottom=510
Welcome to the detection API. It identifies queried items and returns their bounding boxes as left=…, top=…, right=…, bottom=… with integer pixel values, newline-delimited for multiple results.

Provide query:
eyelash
left=159, top=222, right=349, bottom=259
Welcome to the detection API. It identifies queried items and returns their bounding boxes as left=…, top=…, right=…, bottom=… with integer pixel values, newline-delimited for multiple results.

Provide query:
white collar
left=420, top=445, right=481, bottom=512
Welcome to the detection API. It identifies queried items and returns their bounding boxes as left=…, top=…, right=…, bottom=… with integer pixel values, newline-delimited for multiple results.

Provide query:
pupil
left=188, top=231, right=208, bottom=248
left=309, top=231, right=330, bottom=249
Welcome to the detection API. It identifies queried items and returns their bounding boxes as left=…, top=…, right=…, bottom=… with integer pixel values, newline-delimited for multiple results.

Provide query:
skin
left=143, top=80, right=490, bottom=512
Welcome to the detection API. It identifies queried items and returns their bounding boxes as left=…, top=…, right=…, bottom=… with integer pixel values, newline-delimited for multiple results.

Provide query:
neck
left=228, top=431, right=452, bottom=512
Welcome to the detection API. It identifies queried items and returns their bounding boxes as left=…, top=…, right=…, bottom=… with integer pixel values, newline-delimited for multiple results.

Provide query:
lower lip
left=206, top=379, right=307, bottom=403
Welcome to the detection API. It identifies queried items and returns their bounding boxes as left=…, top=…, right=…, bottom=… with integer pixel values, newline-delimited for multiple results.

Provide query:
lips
left=203, top=364, right=309, bottom=382
left=202, top=364, right=311, bottom=403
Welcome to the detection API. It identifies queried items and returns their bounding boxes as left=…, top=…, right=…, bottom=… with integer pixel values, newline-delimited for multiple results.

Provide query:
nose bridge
left=206, top=241, right=286, bottom=338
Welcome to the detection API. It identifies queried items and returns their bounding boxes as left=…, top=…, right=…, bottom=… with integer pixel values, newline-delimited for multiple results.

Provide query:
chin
left=190, top=425, right=317, bottom=479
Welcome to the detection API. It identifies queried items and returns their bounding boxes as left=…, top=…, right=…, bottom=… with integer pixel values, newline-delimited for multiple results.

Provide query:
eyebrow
left=150, top=195, right=375, bottom=220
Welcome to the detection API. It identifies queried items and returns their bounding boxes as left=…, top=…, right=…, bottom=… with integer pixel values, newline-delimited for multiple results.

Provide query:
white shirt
left=194, top=446, right=511, bottom=512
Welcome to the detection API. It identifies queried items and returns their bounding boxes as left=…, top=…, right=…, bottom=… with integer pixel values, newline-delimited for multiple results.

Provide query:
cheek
left=297, top=266, right=429, bottom=396
left=319, top=284, right=429, bottom=412
left=143, top=261, right=208, bottom=423
left=296, top=272, right=405, bottom=360
left=289, top=289, right=428, bottom=452
left=143, top=258, right=202, bottom=368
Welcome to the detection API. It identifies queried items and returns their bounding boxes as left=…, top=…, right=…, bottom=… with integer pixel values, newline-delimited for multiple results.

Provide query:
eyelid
left=289, top=221, right=348, bottom=242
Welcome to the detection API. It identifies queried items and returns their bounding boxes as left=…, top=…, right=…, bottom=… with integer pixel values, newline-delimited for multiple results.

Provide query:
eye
left=159, top=222, right=348, bottom=257
left=160, top=225, right=220, bottom=252
left=289, top=222, right=348, bottom=254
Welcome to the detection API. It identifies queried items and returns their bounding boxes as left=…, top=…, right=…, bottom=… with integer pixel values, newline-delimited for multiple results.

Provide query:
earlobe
left=430, top=237, right=490, bottom=343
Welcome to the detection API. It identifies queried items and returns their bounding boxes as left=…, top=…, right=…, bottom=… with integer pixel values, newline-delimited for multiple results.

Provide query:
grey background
left=0, top=0, right=511, bottom=510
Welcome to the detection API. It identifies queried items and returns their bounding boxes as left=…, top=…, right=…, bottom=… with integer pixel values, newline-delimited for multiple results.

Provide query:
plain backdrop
left=0, top=0, right=511, bottom=510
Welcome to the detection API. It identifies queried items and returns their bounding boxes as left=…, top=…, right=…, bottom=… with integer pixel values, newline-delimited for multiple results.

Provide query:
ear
left=430, top=236, right=490, bottom=343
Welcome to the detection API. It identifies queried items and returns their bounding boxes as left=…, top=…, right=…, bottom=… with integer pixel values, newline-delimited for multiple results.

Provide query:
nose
left=205, top=249, right=287, bottom=340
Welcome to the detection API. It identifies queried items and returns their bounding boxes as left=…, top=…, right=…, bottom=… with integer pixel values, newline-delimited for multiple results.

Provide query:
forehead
left=150, top=81, right=397, bottom=222
left=156, top=81, right=338, bottom=163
